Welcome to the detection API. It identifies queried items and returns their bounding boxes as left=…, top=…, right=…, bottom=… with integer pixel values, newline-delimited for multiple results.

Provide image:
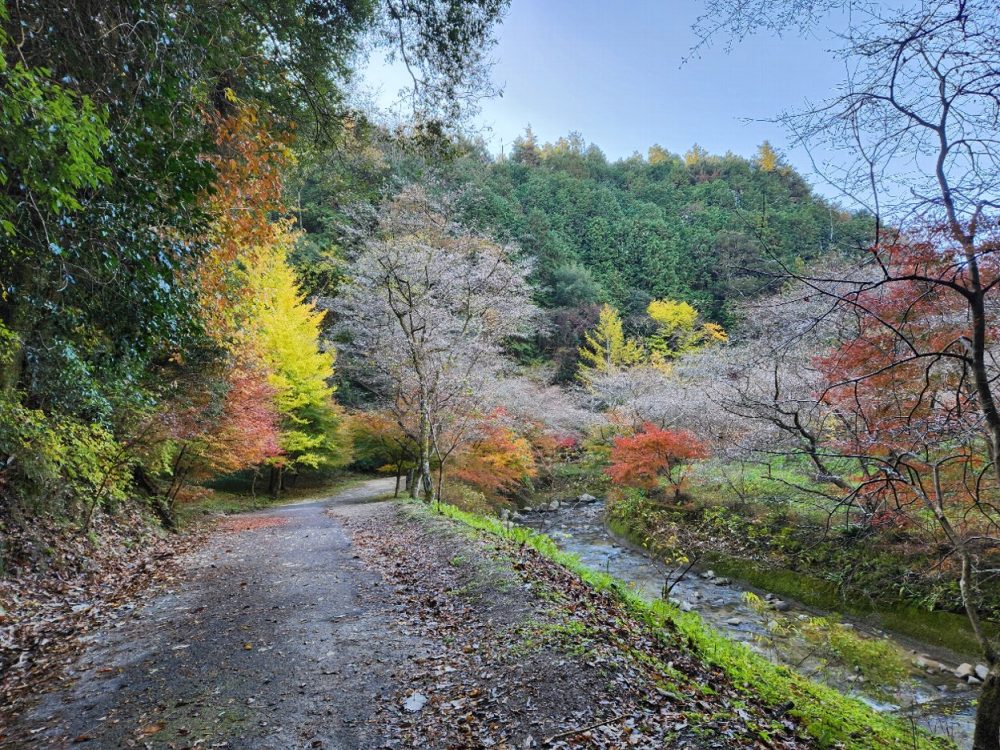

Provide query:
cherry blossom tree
left=335, top=186, right=537, bottom=502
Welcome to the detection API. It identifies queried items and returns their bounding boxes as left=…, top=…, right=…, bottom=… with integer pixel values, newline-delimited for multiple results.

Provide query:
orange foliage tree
left=152, top=366, right=281, bottom=516
left=452, top=414, right=537, bottom=499
left=606, top=423, right=708, bottom=500
left=150, top=106, right=301, bottom=507
left=192, top=107, right=293, bottom=348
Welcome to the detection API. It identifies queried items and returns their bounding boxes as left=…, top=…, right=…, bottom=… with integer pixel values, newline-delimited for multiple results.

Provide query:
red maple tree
left=606, top=423, right=708, bottom=500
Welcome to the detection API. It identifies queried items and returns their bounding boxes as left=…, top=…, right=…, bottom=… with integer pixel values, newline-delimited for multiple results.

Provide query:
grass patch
left=512, top=617, right=592, bottom=657
left=430, top=501, right=952, bottom=750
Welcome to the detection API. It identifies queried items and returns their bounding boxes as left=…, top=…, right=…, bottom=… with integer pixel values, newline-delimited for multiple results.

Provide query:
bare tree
left=699, top=3, right=1000, bottom=745
left=335, top=185, right=537, bottom=502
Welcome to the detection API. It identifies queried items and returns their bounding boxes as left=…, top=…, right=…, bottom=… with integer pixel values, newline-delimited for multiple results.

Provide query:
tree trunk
left=436, top=464, right=445, bottom=510
left=420, top=454, right=433, bottom=503
left=151, top=494, right=176, bottom=531
left=974, top=669, right=1000, bottom=750
left=269, top=465, right=283, bottom=497
left=416, top=396, right=434, bottom=503
left=394, top=463, right=402, bottom=498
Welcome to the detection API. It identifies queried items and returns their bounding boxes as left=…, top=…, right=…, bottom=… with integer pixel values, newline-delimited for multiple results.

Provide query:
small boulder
left=725, top=617, right=743, bottom=626
left=975, top=664, right=990, bottom=681
left=713, top=577, right=731, bottom=586
left=403, top=693, right=427, bottom=712
left=956, top=663, right=975, bottom=679
left=700, top=570, right=716, bottom=580
left=679, top=601, right=695, bottom=613
left=578, top=493, right=598, bottom=503
left=547, top=500, right=560, bottom=511
left=771, top=600, right=791, bottom=612
left=913, top=655, right=944, bottom=673
left=968, top=676, right=983, bottom=686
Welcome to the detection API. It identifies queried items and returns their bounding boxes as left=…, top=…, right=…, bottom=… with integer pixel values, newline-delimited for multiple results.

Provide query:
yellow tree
left=648, top=144, right=671, bottom=165
left=577, top=304, right=645, bottom=383
left=684, top=143, right=709, bottom=167
left=246, top=224, right=350, bottom=493
left=646, top=299, right=727, bottom=361
left=756, top=141, right=780, bottom=172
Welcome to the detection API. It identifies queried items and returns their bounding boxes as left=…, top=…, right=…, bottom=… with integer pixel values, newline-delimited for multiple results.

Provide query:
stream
left=519, top=500, right=978, bottom=748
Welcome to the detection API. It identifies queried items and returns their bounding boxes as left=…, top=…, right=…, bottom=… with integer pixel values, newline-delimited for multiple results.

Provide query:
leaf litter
left=344, top=504, right=815, bottom=749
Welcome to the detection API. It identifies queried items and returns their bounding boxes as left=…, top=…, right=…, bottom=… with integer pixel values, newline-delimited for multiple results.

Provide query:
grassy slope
left=433, top=501, right=952, bottom=750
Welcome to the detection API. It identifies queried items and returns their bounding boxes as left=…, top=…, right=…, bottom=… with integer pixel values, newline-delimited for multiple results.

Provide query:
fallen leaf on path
left=139, top=721, right=165, bottom=736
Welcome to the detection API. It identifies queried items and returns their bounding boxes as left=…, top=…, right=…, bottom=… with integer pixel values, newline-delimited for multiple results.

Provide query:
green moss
left=431, top=500, right=952, bottom=750
left=705, top=557, right=991, bottom=657
left=609, top=491, right=997, bottom=658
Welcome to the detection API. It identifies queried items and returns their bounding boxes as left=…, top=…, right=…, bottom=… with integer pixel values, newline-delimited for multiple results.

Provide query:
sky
left=363, top=0, right=851, bottom=178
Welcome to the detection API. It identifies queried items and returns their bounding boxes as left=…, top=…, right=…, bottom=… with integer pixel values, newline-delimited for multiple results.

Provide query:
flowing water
left=520, top=500, right=978, bottom=748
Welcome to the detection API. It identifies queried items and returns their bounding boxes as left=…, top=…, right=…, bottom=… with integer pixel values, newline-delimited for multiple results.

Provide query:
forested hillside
left=290, top=130, right=872, bottom=380
left=293, top=129, right=872, bottom=323
left=457, top=133, right=871, bottom=322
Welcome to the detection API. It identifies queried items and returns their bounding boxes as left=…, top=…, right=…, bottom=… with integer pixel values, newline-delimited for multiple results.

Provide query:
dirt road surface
left=7, top=478, right=425, bottom=749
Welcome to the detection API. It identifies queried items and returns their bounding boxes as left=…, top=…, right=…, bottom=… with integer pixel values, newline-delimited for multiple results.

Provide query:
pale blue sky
left=364, top=1, right=849, bottom=175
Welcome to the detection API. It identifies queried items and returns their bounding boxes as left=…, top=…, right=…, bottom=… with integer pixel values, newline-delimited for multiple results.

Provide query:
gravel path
left=6, top=478, right=426, bottom=749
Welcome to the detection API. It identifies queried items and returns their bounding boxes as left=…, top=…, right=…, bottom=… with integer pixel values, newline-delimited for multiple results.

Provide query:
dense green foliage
left=0, top=0, right=508, bottom=532
left=456, top=133, right=872, bottom=324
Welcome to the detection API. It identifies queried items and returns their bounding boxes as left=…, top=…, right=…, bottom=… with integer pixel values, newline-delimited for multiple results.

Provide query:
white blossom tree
left=335, top=185, right=537, bottom=501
